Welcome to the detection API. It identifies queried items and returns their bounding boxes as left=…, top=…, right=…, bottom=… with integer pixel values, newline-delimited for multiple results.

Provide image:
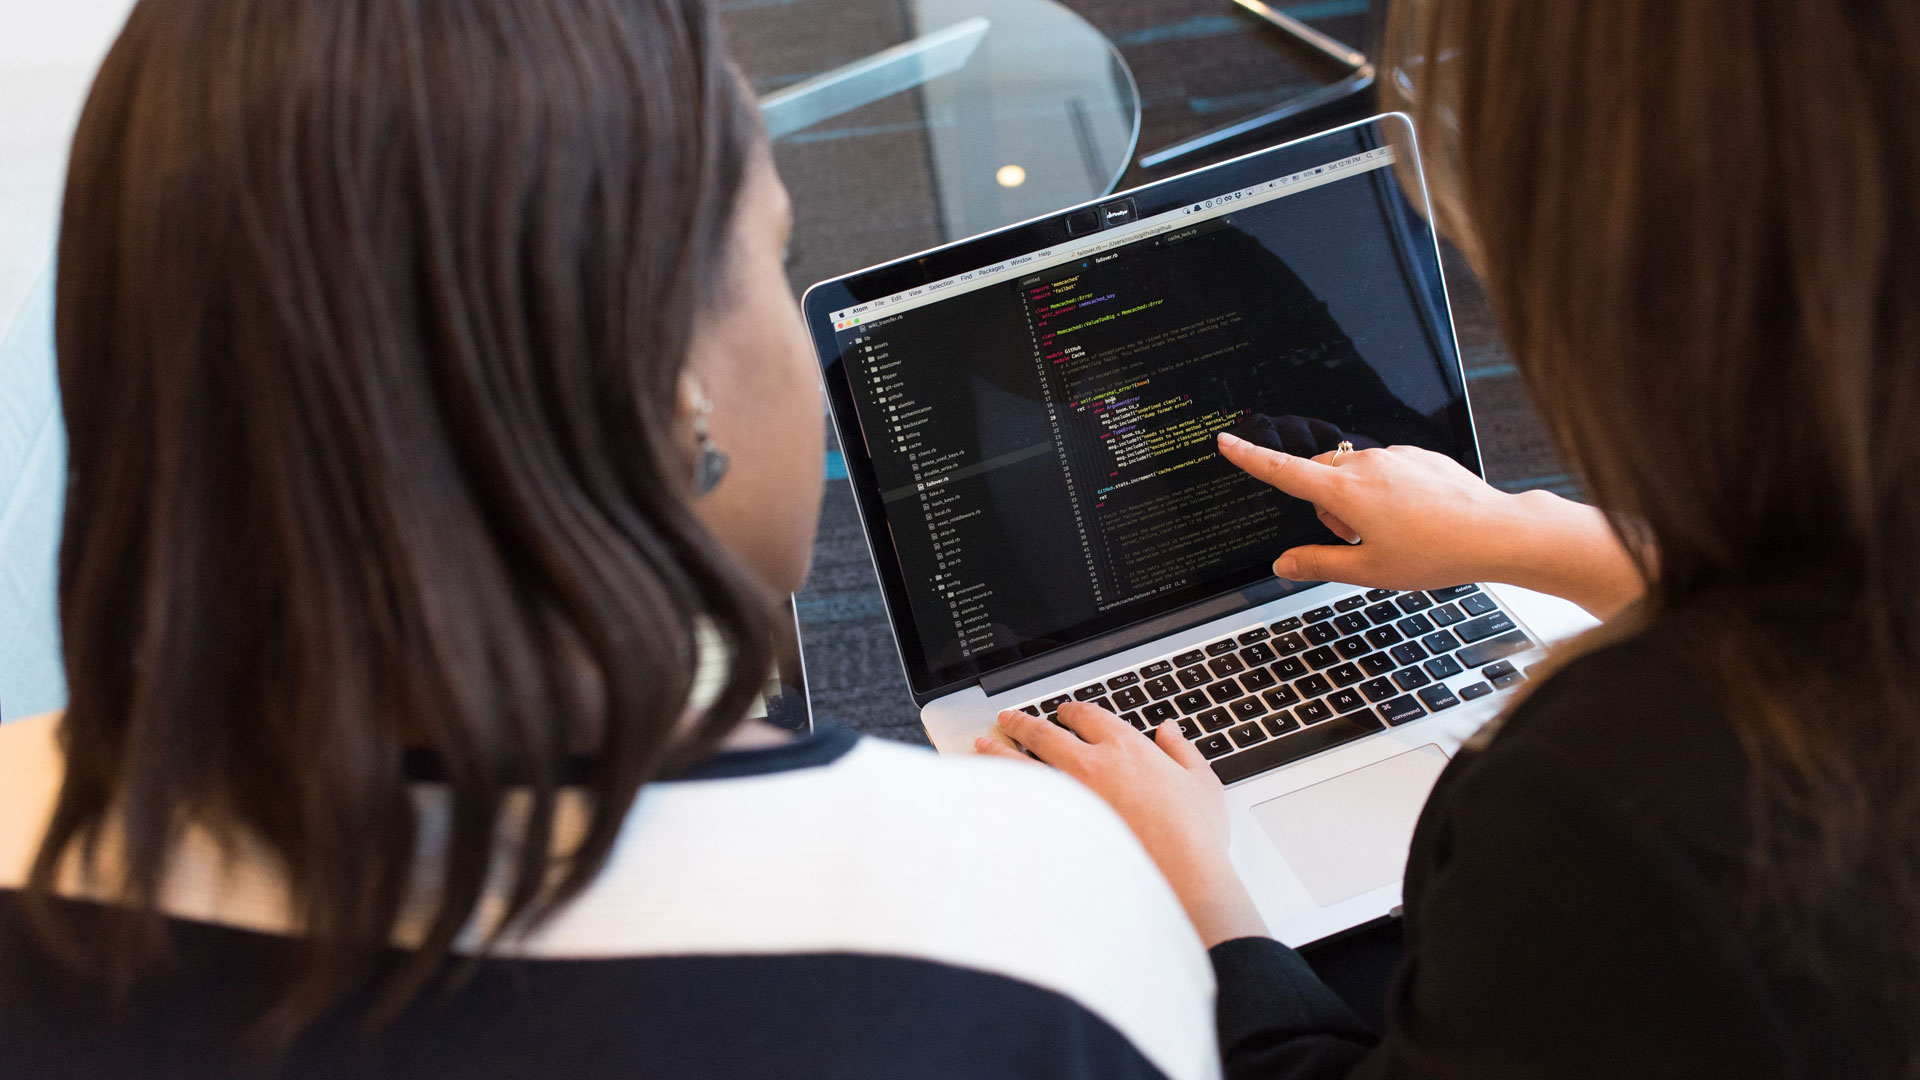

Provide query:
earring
left=691, top=388, right=730, bottom=495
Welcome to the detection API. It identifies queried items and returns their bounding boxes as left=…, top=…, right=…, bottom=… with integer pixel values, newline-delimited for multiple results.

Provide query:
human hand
left=1217, top=432, right=1643, bottom=618
left=977, top=704, right=1268, bottom=947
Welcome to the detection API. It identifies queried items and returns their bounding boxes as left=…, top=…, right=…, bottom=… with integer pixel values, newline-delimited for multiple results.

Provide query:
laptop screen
left=808, top=118, right=1476, bottom=698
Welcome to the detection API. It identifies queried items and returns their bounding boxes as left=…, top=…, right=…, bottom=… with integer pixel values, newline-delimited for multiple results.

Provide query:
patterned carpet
left=720, top=0, right=1571, bottom=743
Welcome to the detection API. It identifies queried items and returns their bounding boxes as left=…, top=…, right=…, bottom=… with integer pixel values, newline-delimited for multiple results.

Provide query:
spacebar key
left=1210, top=709, right=1385, bottom=785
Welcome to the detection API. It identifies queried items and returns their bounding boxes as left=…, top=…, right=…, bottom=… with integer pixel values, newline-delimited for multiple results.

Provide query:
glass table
left=726, top=0, right=1140, bottom=291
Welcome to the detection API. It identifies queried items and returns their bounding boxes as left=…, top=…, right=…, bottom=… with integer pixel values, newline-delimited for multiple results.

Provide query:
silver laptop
left=801, top=114, right=1597, bottom=945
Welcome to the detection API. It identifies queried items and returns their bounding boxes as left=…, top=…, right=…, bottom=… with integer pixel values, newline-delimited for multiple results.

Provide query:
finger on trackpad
left=1251, top=744, right=1449, bottom=907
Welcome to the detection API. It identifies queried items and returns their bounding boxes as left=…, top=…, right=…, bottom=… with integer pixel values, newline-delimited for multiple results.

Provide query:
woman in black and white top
left=0, top=1, right=1217, bottom=1077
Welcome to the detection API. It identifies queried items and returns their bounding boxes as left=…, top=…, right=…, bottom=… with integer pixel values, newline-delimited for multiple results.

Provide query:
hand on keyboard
left=979, top=703, right=1269, bottom=947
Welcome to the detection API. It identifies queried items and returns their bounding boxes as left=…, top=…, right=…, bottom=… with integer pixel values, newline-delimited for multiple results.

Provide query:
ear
left=675, top=368, right=706, bottom=425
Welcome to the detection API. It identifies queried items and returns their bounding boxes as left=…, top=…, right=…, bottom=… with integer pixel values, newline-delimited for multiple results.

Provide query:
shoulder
left=0, top=712, right=64, bottom=890
left=529, top=733, right=1221, bottom=1080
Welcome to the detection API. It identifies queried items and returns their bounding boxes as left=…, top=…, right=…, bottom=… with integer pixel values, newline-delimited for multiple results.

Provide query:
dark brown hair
left=1389, top=0, right=1920, bottom=1017
left=35, top=0, right=771, bottom=1032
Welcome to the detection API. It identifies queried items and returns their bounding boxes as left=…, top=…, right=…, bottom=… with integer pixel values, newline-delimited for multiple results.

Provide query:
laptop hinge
left=977, top=579, right=1302, bottom=697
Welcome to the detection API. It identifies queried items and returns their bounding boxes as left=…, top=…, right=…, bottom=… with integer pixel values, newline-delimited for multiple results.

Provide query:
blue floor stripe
left=1466, top=362, right=1517, bottom=381
left=1494, top=471, right=1575, bottom=491
left=825, top=449, right=848, bottom=481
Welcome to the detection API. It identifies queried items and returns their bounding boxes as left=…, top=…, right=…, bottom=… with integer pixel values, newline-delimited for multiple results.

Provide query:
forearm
left=1479, top=491, right=1643, bottom=620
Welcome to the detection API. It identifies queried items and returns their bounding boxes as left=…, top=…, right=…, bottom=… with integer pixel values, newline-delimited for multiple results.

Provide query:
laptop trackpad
left=1250, top=744, right=1450, bottom=907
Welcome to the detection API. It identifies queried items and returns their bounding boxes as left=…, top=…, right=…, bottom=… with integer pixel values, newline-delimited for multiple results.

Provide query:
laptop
left=801, top=114, right=1597, bottom=945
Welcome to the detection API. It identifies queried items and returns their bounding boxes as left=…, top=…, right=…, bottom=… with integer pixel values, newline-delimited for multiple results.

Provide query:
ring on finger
left=1330, top=440, right=1355, bottom=461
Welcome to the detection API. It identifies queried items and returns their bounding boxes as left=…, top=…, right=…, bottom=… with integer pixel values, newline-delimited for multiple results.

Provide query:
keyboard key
left=1453, top=611, right=1516, bottom=644
left=1239, top=667, right=1278, bottom=692
left=1427, top=584, right=1480, bottom=601
left=1303, top=646, right=1340, bottom=670
left=1422, top=629, right=1461, bottom=654
left=1074, top=684, right=1106, bottom=701
left=1042, top=695, right=1073, bottom=712
left=1198, top=707, right=1235, bottom=733
left=1145, top=676, right=1180, bottom=699
left=1239, top=642, right=1277, bottom=665
left=1207, top=679, right=1243, bottom=704
left=1360, top=653, right=1396, bottom=676
left=1303, top=606, right=1336, bottom=623
left=1262, top=711, right=1300, bottom=737
left=1237, top=628, right=1271, bottom=645
left=1365, top=588, right=1398, bottom=602
left=1178, top=716, right=1203, bottom=739
left=1295, top=673, right=1333, bottom=698
left=1334, top=595, right=1368, bottom=612
left=1208, top=654, right=1246, bottom=678
left=1141, top=660, right=1174, bottom=678
left=1088, top=697, right=1113, bottom=713
left=1228, top=722, right=1269, bottom=749
left=1392, top=666, right=1431, bottom=690
left=1296, top=698, right=1334, bottom=723
left=1019, top=705, right=1041, bottom=716
left=1121, top=711, right=1147, bottom=729
left=1456, top=630, right=1533, bottom=669
left=1396, top=593, right=1435, bottom=613
left=1333, top=612, right=1369, bottom=636
left=1395, top=613, right=1436, bottom=636
left=1493, top=671, right=1527, bottom=690
left=1389, top=642, right=1428, bottom=666
left=1175, top=690, right=1210, bottom=714
left=1106, top=671, right=1141, bottom=689
left=1211, top=708, right=1384, bottom=784
left=1143, top=701, right=1179, bottom=723
left=1428, top=603, right=1464, bottom=627
left=1460, top=592, right=1498, bottom=616
left=1328, top=662, right=1365, bottom=687
left=1173, top=649, right=1206, bottom=667
left=1334, top=636, right=1371, bottom=660
left=1271, top=656, right=1308, bottom=680
left=1269, top=616, right=1303, bottom=634
left=1205, top=640, right=1239, bottom=657
left=1364, top=625, right=1404, bottom=649
left=1304, top=622, right=1339, bottom=645
left=1196, top=733, right=1235, bottom=759
left=1359, top=677, right=1396, bottom=702
left=1112, top=686, right=1149, bottom=710
left=1327, top=688, right=1367, bottom=713
left=1458, top=681, right=1493, bottom=701
left=1417, top=685, right=1460, bottom=712
left=1274, top=632, right=1309, bottom=656
left=1483, top=660, right=1517, bottom=680
left=1378, top=695, right=1426, bottom=725
left=1423, top=655, right=1465, bottom=680
left=1229, top=697, right=1266, bottom=722
left=1363, top=601, right=1402, bottom=625
left=1177, top=665, right=1211, bottom=688
left=1262, top=685, right=1302, bottom=710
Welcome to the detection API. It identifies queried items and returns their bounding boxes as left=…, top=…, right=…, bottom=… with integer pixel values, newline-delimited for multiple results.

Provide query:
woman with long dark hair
left=990, top=1, right=1920, bottom=1076
left=0, top=2, right=1220, bottom=1076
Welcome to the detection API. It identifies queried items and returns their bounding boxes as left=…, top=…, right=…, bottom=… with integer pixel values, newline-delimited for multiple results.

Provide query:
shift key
left=1455, top=630, right=1533, bottom=669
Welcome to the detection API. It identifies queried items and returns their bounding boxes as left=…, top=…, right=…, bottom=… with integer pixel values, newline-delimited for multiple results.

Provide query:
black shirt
left=1211, top=612, right=1911, bottom=1078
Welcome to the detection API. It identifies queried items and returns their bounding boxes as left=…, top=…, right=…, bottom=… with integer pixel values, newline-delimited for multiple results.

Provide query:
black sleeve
left=1209, top=695, right=1798, bottom=1079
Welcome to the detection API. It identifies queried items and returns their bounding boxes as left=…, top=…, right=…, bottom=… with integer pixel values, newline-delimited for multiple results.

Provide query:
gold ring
left=1331, top=440, right=1355, bottom=461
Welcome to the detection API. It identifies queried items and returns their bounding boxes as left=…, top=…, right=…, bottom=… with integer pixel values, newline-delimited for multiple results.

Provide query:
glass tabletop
left=724, top=0, right=1140, bottom=290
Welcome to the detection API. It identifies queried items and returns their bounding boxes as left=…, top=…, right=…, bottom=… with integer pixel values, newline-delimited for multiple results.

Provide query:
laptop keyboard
left=1010, top=584, right=1537, bottom=784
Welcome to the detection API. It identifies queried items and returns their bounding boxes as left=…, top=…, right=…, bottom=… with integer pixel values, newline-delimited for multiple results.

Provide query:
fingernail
left=1275, top=554, right=1298, bottom=578
left=975, top=736, right=994, bottom=751
left=1217, top=432, right=1242, bottom=449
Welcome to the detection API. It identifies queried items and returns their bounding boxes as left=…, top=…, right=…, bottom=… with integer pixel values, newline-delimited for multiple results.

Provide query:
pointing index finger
left=1218, top=432, right=1343, bottom=502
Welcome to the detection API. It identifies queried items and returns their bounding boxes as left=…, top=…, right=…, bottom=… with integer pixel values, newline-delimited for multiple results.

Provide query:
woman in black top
left=987, top=0, right=1920, bottom=1076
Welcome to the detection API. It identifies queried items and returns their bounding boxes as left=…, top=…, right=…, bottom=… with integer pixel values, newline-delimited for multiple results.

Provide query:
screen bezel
left=802, top=114, right=1483, bottom=704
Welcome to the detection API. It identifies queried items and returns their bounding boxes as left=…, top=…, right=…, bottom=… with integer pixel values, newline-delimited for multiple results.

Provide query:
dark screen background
left=831, top=159, right=1468, bottom=690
